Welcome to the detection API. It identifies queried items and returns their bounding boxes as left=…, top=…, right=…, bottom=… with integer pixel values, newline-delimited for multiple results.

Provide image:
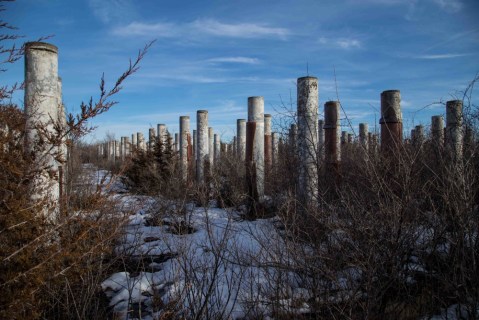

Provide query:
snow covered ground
left=90, top=167, right=477, bottom=320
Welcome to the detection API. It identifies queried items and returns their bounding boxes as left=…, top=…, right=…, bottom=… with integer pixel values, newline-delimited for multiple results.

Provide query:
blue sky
left=4, top=0, right=479, bottom=142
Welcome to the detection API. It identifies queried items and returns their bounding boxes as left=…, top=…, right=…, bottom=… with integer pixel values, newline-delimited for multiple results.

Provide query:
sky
left=4, top=0, right=479, bottom=142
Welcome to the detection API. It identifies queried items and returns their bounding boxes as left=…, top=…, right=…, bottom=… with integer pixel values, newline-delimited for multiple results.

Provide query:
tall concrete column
left=297, top=76, right=319, bottom=208
left=115, top=140, right=120, bottom=159
left=347, top=133, right=353, bottom=144
left=380, top=90, right=403, bottom=155
left=237, top=119, right=246, bottom=162
left=359, top=123, right=369, bottom=151
left=233, top=136, right=237, bottom=157
left=415, top=125, right=424, bottom=146
left=193, top=129, right=197, bottom=160
left=431, top=115, right=444, bottom=149
left=120, top=137, right=125, bottom=160
left=324, top=101, right=341, bottom=169
left=341, top=131, right=348, bottom=145
left=180, top=116, right=190, bottom=182
left=446, top=100, right=463, bottom=161
left=272, top=132, right=279, bottom=166
left=196, top=110, right=209, bottom=184
left=157, top=124, right=167, bottom=151
left=264, top=114, right=273, bottom=172
left=208, top=127, right=214, bottom=168
left=149, top=128, right=156, bottom=151
left=246, top=96, right=265, bottom=201
left=137, top=132, right=145, bottom=151
left=131, top=133, right=137, bottom=152
left=318, top=119, right=325, bottom=161
left=125, top=137, right=130, bottom=157
left=24, top=42, right=62, bottom=212
left=174, top=133, right=179, bottom=152
left=214, top=134, right=221, bottom=160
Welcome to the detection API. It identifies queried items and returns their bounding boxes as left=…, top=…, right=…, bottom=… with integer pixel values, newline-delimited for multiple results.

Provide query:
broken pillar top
left=25, top=41, right=58, bottom=53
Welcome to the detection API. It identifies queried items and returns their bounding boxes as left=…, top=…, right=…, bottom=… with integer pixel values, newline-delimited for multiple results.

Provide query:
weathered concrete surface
left=246, top=97, right=265, bottom=201
left=264, top=114, right=273, bottom=172
left=24, top=42, right=62, bottom=216
left=180, top=116, right=190, bottom=182
left=380, top=90, right=403, bottom=154
left=208, top=127, right=214, bottom=168
left=446, top=100, right=463, bottom=161
left=431, top=115, right=444, bottom=148
left=214, top=134, right=221, bottom=160
left=237, top=119, right=246, bottom=162
left=196, top=110, right=209, bottom=184
left=149, top=128, right=156, bottom=151
left=297, top=76, right=319, bottom=208
left=324, top=101, right=341, bottom=165
left=359, top=123, right=369, bottom=151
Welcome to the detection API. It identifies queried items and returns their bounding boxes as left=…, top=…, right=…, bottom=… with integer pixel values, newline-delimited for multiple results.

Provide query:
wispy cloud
left=431, top=0, right=463, bottom=13
left=191, top=19, right=290, bottom=39
left=414, top=53, right=471, bottom=59
left=207, top=57, right=260, bottom=64
left=318, top=37, right=362, bottom=49
left=112, top=19, right=290, bottom=40
left=88, top=0, right=137, bottom=24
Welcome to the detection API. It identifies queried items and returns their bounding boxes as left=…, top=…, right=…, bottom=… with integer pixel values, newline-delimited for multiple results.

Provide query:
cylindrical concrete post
left=192, top=129, right=197, bottom=161
left=415, top=125, right=424, bottom=146
left=125, top=137, right=130, bottom=157
left=115, top=140, right=120, bottom=159
left=208, top=127, right=214, bottom=168
left=431, top=115, right=444, bottom=149
left=264, top=114, right=273, bottom=172
left=318, top=119, right=325, bottom=161
left=341, top=131, right=348, bottom=145
left=246, top=96, right=265, bottom=201
left=446, top=100, right=463, bottom=161
left=24, top=42, right=61, bottom=211
left=174, top=133, right=178, bottom=152
left=237, top=119, right=246, bottom=162
left=149, top=128, right=156, bottom=151
left=196, top=110, right=209, bottom=184
left=297, top=76, right=319, bottom=208
left=347, top=133, right=353, bottom=144
left=272, top=132, right=279, bottom=166
left=289, top=124, right=298, bottom=151
left=131, top=133, right=137, bottom=152
left=380, top=90, right=403, bottom=154
left=324, top=101, right=341, bottom=167
left=359, top=123, right=369, bottom=151
left=120, top=137, right=125, bottom=160
left=137, top=132, right=145, bottom=151
left=214, top=134, right=221, bottom=160
left=157, top=124, right=167, bottom=151
left=233, top=136, right=237, bottom=156
left=179, top=116, right=190, bottom=182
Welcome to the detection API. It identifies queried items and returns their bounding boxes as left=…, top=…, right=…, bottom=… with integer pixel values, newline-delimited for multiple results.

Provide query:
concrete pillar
left=149, top=128, right=156, bottom=151
left=196, top=110, right=208, bottom=184
left=289, top=124, right=298, bottom=150
left=115, top=140, right=120, bottom=159
left=131, top=133, right=137, bottom=152
left=318, top=119, right=325, bottom=161
left=137, top=132, right=145, bottom=151
left=380, top=90, right=403, bottom=155
left=157, top=124, right=167, bottom=151
left=272, top=132, right=279, bottom=166
left=168, top=132, right=174, bottom=152
left=264, top=114, right=273, bottom=172
left=297, top=76, right=319, bottom=208
left=246, top=96, right=265, bottom=201
left=431, top=115, right=444, bottom=149
left=341, top=131, right=348, bottom=145
left=125, top=137, right=130, bottom=157
left=233, top=136, right=237, bottom=157
left=359, top=123, right=369, bottom=151
left=446, top=100, right=463, bottom=161
left=237, top=119, right=246, bottom=162
left=415, top=125, right=424, bottom=146
left=180, top=116, right=190, bottom=182
left=347, top=133, right=353, bottom=144
left=24, top=42, right=62, bottom=213
left=193, top=129, right=197, bottom=161
left=214, top=134, right=221, bottom=160
left=324, top=101, right=341, bottom=168
left=120, top=137, right=125, bottom=160
left=208, top=127, right=214, bottom=168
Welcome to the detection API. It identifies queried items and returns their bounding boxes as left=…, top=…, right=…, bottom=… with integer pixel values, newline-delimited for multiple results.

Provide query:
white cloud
left=317, top=37, right=362, bottom=49
left=112, top=22, right=177, bottom=37
left=88, top=0, right=137, bottom=24
left=112, top=19, right=290, bottom=40
left=414, top=53, right=471, bottom=59
left=207, top=57, right=260, bottom=64
left=191, top=19, right=290, bottom=39
left=431, top=0, right=463, bottom=13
